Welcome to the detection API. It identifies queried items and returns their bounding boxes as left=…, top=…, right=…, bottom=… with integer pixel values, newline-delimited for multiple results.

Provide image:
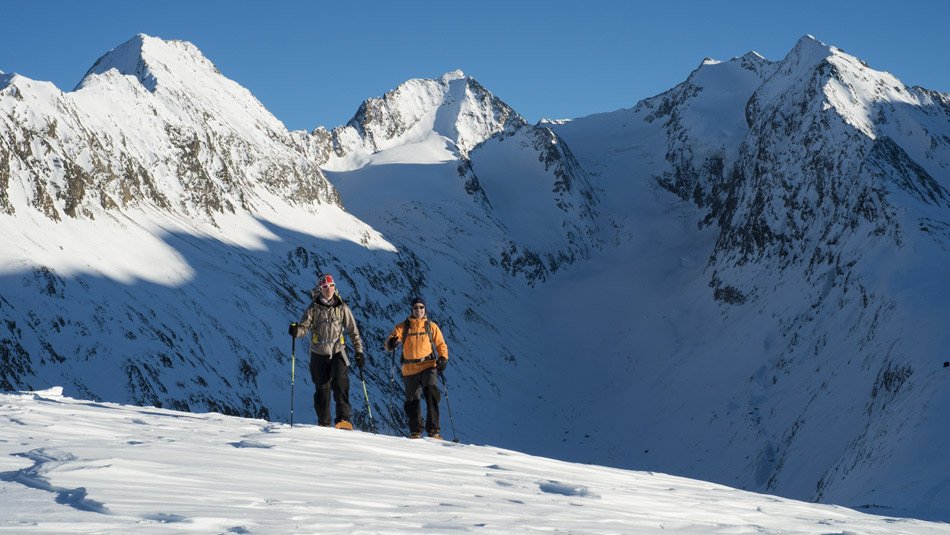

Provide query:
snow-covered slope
left=1, top=33, right=948, bottom=523
left=3, top=388, right=946, bottom=534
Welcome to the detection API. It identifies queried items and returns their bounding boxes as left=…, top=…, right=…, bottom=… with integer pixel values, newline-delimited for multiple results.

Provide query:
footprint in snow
left=229, top=440, right=273, bottom=449
left=539, top=480, right=598, bottom=498
left=142, top=513, right=189, bottom=523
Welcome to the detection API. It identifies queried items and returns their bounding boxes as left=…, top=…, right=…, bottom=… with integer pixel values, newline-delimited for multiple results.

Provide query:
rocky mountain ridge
left=0, top=34, right=337, bottom=224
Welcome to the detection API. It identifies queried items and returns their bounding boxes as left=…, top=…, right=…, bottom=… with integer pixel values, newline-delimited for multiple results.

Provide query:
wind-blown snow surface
left=2, top=388, right=946, bottom=534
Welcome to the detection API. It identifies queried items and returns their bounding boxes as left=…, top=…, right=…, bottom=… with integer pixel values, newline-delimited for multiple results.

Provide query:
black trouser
left=309, top=352, right=351, bottom=426
left=403, top=367, right=441, bottom=434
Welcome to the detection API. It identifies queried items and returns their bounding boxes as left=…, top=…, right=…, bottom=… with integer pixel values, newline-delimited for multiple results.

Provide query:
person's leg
left=421, top=368, right=441, bottom=436
left=330, top=353, right=352, bottom=424
left=309, top=354, right=332, bottom=426
left=403, top=372, right=423, bottom=436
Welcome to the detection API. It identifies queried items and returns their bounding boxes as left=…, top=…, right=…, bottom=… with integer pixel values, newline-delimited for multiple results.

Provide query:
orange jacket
left=387, top=317, right=448, bottom=376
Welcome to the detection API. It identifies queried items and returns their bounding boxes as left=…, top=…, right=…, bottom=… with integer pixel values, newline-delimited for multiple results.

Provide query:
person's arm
left=384, top=324, right=402, bottom=351
left=343, top=305, right=364, bottom=353
left=432, top=323, right=448, bottom=359
left=290, top=306, right=313, bottom=338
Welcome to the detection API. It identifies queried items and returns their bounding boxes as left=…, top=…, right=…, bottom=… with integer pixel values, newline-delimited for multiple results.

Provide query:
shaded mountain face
left=551, top=35, right=949, bottom=514
left=1, top=34, right=948, bottom=519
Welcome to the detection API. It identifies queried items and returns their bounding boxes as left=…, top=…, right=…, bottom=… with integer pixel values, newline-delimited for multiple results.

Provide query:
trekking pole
left=290, top=334, right=296, bottom=428
left=389, top=349, right=399, bottom=435
left=358, top=364, right=377, bottom=433
left=438, top=370, right=459, bottom=443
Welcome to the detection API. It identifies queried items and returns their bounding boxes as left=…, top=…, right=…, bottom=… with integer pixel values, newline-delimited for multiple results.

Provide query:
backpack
left=309, top=292, right=346, bottom=347
left=399, top=317, right=439, bottom=363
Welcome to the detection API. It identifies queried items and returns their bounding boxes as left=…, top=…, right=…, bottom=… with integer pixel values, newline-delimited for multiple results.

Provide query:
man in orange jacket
left=384, top=296, right=449, bottom=439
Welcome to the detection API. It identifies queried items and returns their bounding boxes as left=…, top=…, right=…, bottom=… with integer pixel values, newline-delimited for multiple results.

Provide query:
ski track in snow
left=1, top=389, right=946, bottom=534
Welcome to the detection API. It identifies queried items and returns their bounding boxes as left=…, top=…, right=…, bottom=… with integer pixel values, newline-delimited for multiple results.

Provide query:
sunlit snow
left=2, top=388, right=945, bottom=534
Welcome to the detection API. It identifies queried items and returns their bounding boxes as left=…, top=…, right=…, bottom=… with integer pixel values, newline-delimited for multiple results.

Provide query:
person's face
left=412, top=303, right=425, bottom=318
left=320, top=282, right=335, bottom=300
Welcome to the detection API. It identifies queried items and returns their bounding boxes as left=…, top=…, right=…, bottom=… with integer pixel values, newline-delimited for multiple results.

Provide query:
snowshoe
left=335, top=421, right=354, bottom=430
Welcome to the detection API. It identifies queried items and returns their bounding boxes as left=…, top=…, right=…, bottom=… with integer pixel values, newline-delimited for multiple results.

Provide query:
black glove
left=385, top=335, right=398, bottom=352
left=436, top=357, right=447, bottom=372
left=288, top=322, right=298, bottom=337
left=355, top=352, right=365, bottom=369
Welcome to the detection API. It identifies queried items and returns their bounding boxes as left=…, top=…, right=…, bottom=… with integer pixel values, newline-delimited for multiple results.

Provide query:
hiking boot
left=429, top=432, right=443, bottom=440
left=334, top=421, right=354, bottom=430
left=409, top=431, right=422, bottom=439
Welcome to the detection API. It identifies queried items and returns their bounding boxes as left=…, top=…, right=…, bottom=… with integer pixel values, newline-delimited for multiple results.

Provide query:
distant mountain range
left=1, top=33, right=947, bottom=519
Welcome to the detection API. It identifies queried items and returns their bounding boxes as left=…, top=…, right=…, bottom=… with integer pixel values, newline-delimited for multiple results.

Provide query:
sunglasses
left=412, top=305, right=425, bottom=310
left=320, top=283, right=335, bottom=289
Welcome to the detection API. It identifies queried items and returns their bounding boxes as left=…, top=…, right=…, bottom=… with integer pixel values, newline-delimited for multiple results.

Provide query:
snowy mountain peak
left=741, top=50, right=766, bottom=62
left=71, top=34, right=291, bottom=142
left=694, top=51, right=776, bottom=82
left=0, top=34, right=337, bottom=222
left=746, top=31, right=950, bottom=155
left=77, top=34, right=214, bottom=93
left=608, top=46, right=777, bottom=203
left=783, top=34, right=836, bottom=71
left=319, top=71, right=526, bottom=170
left=695, top=51, right=772, bottom=80
left=733, top=51, right=771, bottom=74
left=441, top=69, right=467, bottom=83
left=794, top=33, right=829, bottom=50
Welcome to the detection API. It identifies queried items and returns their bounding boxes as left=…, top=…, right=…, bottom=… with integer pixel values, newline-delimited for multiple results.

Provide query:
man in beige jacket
left=289, top=274, right=364, bottom=429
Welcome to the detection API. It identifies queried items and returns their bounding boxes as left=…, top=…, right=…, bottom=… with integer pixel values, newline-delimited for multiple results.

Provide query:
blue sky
left=3, top=0, right=948, bottom=132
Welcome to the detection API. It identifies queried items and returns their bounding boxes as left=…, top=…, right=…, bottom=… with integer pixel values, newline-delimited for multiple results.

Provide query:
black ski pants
left=309, top=352, right=352, bottom=426
left=403, top=367, right=441, bottom=435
